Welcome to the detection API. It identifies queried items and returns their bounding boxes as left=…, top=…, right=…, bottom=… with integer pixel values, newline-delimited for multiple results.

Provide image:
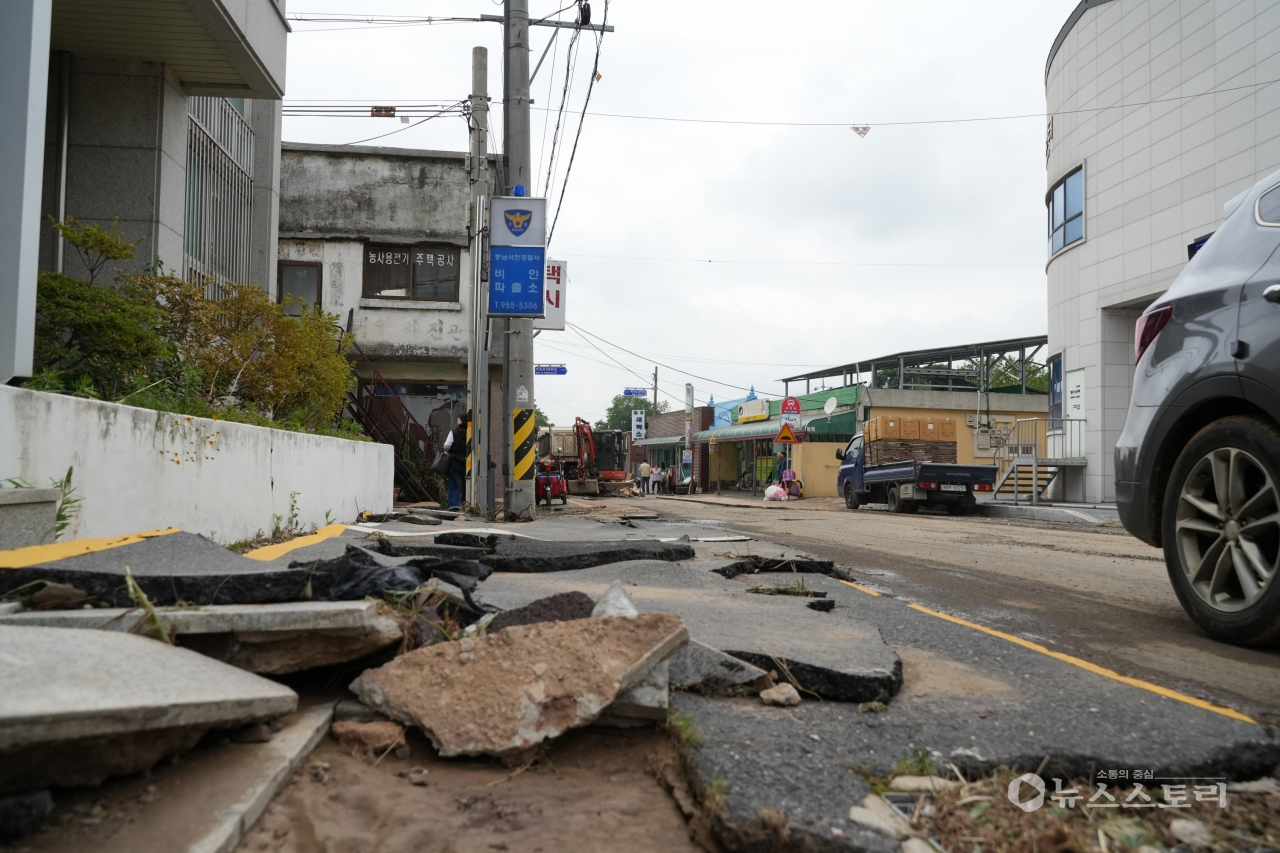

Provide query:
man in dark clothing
left=443, top=414, right=468, bottom=510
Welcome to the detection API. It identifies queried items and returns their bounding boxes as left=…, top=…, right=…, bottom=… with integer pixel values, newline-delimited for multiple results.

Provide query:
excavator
left=537, top=417, right=631, bottom=496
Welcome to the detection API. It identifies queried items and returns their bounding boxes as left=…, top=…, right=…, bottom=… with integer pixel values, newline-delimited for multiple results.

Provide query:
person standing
left=639, top=460, right=652, bottom=494
left=651, top=463, right=663, bottom=495
left=442, top=413, right=468, bottom=511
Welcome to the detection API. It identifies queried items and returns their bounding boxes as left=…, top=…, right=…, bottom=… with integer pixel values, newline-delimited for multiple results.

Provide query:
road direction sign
left=775, top=423, right=798, bottom=444
left=535, top=364, right=567, bottom=376
left=623, top=388, right=648, bottom=397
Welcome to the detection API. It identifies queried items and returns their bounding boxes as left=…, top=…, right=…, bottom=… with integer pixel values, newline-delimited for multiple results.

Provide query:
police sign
left=489, top=197, right=547, bottom=318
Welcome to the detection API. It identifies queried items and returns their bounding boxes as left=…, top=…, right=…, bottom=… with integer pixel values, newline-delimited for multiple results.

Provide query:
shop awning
left=693, top=410, right=858, bottom=443
left=633, top=435, right=685, bottom=448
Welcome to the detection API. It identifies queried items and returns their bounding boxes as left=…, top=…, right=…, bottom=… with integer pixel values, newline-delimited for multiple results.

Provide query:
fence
left=993, top=418, right=1087, bottom=502
left=185, top=97, right=254, bottom=300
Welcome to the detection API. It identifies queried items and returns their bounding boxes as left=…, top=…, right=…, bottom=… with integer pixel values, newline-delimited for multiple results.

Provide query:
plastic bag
left=763, top=484, right=788, bottom=501
left=298, top=545, right=493, bottom=608
left=592, top=579, right=639, bottom=618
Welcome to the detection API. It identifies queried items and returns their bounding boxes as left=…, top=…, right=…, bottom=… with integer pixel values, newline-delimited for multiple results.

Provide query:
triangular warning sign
left=775, top=423, right=798, bottom=444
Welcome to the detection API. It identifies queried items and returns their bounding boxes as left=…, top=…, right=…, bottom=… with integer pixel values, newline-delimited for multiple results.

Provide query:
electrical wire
left=541, top=24, right=582, bottom=196
left=567, top=321, right=762, bottom=395
left=340, top=101, right=467, bottom=146
left=534, top=10, right=564, bottom=194
left=547, top=0, right=607, bottom=244
left=556, top=253, right=1041, bottom=268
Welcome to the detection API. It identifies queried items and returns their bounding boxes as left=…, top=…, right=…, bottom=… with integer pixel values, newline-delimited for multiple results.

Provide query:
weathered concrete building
left=277, top=141, right=501, bottom=450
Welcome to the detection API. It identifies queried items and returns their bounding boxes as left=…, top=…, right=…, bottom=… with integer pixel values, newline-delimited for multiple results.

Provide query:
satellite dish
left=823, top=397, right=838, bottom=415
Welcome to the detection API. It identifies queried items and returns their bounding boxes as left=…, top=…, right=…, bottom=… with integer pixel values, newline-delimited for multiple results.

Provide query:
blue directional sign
left=623, top=388, right=648, bottom=397
left=488, top=246, right=546, bottom=316
left=535, top=364, right=567, bottom=376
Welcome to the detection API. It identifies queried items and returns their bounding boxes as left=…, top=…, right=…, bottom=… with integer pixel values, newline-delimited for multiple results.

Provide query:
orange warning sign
left=774, top=423, right=798, bottom=444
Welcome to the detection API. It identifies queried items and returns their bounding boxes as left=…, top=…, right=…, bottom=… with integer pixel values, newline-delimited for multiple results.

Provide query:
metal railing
left=184, top=97, right=254, bottom=300
left=993, top=418, right=1087, bottom=504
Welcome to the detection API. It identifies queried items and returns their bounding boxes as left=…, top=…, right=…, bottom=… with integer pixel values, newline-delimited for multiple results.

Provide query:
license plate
left=940, top=484, right=967, bottom=492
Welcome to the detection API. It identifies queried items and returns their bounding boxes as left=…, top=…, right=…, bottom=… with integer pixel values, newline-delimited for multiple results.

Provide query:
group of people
left=637, top=460, right=675, bottom=495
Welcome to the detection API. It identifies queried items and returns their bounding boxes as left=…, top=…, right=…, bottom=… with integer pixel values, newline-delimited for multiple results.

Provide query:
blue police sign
left=488, top=246, right=545, bottom=316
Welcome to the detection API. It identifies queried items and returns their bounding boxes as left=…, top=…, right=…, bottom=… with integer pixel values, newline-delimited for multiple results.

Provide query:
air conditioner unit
left=966, top=413, right=977, bottom=426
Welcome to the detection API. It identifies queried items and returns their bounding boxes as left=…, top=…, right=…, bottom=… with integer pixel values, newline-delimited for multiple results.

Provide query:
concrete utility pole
left=502, top=0, right=536, bottom=518
left=652, top=367, right=658, bottom=411
left=467, top=46, right=492, bottom=516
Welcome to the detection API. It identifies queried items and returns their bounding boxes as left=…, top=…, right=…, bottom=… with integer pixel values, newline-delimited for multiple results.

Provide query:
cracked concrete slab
left=0, top=626, right=297, bottom=793
left=430, top=533, right=698, bottom=573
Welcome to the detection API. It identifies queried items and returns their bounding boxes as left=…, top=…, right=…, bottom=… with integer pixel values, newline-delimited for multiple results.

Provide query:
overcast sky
left=284, top=1, right=1081, bottom=425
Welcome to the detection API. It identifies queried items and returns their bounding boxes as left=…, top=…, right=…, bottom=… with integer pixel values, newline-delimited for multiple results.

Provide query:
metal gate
left=184, top=97, right=254, bottom=299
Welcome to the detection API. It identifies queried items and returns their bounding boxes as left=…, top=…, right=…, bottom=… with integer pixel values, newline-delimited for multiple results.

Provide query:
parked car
left=836, top=434, right=996, bottom=515
left=1116, top=167, right=1280, bottom=646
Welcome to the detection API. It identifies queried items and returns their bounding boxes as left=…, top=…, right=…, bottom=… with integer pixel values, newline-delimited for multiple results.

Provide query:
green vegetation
left=534, top=405, right=552, bottom=428
left=595, top=394, right=669, bottom=431
left=2, top=466, right=82, bottom=541
left=664, top=710, right=702, bottom=747
left=29, top=217, right=361, bottom=440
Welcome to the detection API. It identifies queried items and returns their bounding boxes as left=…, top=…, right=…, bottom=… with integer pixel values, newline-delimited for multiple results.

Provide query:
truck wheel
left=887, top=486, right=905, bottom=514
left=844, top=484, right=861, bottom=510
left=1161, top=415, right=1280, bottom=646
left=946, top=503, right=964, bottom=516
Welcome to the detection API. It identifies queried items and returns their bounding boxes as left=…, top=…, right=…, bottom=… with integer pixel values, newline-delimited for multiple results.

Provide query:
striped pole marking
left=465, top=409, right=473, bottom=476
left=513, top=408, right=536, bottom=481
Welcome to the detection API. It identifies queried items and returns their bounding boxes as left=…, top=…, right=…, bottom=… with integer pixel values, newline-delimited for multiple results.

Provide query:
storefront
left=694, top=410, right=859, bottom=496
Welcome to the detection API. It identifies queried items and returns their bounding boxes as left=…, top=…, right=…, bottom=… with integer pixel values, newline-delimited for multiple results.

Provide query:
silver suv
left=1116, top=167, right=1280, bottom=646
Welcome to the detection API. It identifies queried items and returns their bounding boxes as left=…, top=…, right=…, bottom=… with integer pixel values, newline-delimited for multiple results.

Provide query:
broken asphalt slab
left=434, top=532, right=698, bottom=572
left=668, top=569, right=1280, bottom=851
left=0, top=601, right=403, bottom=674
left=477, top=558, right=903, bottom=703
left=0, top=625, right=297, bottom=793
left=350, top=613, right=689, bottom=758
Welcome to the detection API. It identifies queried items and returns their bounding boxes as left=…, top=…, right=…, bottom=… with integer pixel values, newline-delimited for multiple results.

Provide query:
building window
left=1048, top=355, right=1063, bottom=422
left=185, top=97, right=254, bottom=300
left=278, top=261, right=322, bottom=316
left=1048, top=168, right=1083, bottom=256
left=363, top=244, right=460, bottom=301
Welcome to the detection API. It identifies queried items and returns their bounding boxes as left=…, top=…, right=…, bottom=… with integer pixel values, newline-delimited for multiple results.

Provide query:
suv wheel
left=844, top=484, right=861, bottom=510
left=1162, top=416, right=1280, bottom=646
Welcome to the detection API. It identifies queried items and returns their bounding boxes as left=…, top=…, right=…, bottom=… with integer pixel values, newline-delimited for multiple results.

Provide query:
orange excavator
left=535, top=418, right=630, bottom=496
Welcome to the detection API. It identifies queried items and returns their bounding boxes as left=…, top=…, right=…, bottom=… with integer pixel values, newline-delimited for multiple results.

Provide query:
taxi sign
left=775, top=423, right=798, bottom=444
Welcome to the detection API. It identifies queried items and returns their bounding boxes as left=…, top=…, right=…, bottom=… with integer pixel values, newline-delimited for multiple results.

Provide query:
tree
left=596, top=395, right=669, bottom=431
left=534, top=405, right=551, bottom=428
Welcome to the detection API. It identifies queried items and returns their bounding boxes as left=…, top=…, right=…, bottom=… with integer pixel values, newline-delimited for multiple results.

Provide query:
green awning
left=634, top=435, right=684, bottom=447
left=694, top=410, right=858, bottom=443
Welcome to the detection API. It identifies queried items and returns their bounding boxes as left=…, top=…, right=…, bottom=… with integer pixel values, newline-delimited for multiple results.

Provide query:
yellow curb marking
left=837, top=578, right=881, bottom=597
left=0, top=528, right=180, bottom=569
left=243, top=524, right=349, bottom=561
left=906, top=603, right=1255, bottom=724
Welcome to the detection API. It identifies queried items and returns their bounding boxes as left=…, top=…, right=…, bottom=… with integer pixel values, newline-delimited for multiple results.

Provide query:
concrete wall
left=1045, top=0, right=1280, bottom=500
left=0, top=386, right=393, bottom=542
left=792, top=443, right=842, bottom=497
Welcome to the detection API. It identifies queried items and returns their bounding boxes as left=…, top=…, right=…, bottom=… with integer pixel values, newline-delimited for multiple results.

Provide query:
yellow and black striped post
left=513, top=408, right=536, bottom=481
left=465, top=409, right=473, bottom=477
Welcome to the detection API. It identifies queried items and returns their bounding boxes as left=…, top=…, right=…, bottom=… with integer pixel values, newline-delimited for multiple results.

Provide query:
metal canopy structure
left=779, top=336, right=1049, bottom=396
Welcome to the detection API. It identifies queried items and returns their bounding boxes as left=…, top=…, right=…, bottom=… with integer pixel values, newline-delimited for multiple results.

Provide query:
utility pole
left=502, top=0, right=536, bottom=518
left=467, top=46, right=491, bottom=516
left=652, top=367, right=658, bottom=412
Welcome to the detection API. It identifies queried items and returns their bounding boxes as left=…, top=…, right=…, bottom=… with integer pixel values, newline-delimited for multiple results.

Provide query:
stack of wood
left=864, top=416, right=958, bottom=465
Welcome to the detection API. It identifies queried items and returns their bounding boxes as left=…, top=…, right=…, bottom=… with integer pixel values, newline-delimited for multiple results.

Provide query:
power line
left=340, top=101, right=467, bottom=146
left=567, top=322, right=761, bottom=395
left=557, top=253, right=1041, bottom=268
left=548, top=0, right=608, bottom=244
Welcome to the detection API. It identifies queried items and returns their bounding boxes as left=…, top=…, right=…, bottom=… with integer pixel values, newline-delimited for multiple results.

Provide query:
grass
left=664, top=711, right=702, bottom=748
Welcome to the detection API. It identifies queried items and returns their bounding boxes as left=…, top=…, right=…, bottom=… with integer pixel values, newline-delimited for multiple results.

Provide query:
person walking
left=650, top=463, right=663, bottom=495
left=639, top=460, right=652, bottom=495
left=442, top=413, right=468, bottom=511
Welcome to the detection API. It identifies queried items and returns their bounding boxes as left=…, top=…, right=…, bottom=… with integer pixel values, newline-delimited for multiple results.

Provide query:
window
left=1257, top=182, right=1280, bottom=226
left=278, top=262, right=322, bottom=316
left=1048, top=168, right=1084, bottom=255
left=363, top=244, right=460, bottom=301
left=1048, top=355, right=1063, bottom=422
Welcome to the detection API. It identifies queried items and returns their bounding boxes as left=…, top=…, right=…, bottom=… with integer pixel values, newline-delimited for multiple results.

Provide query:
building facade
left=1045, top=0, right=1280, bottom=501
left=277, top=142, right=502, bottom=458
left=2, top=0, right=288, bottom=383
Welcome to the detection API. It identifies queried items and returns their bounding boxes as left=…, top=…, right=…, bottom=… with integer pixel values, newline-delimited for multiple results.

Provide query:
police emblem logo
left=504, top=209, right=533, bottom=236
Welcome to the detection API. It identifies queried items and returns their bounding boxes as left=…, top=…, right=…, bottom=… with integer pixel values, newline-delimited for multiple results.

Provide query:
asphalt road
left=647, top=495, right=1280, bottom=722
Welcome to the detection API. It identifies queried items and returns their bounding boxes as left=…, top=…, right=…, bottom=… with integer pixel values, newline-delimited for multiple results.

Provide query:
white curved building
left=1045, top=0, right=1280, bottom=502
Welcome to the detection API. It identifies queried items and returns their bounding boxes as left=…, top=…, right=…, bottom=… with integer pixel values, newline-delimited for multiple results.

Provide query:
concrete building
left=1, top=0, right=288, bottom=383
left=1045, top=0, right=1280, bottom=501
left=277, top=141, right=501, bottom=455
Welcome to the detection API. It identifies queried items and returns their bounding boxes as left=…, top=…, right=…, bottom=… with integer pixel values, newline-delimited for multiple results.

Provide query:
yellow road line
left=243, top=524, right=348, bottom=561
left=0, top=528, right=180, bottom=569
left=906, top=603, right=1255, bottom=725
left=837, top=578, right=881, bottom=596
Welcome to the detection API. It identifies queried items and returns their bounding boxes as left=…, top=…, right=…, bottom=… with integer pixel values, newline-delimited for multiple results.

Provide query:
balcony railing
left=993, top=418, right=1087, bottom=504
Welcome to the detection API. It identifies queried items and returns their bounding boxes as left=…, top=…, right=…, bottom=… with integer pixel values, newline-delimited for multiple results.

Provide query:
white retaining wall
left=0, top=386, right=393, bottom=542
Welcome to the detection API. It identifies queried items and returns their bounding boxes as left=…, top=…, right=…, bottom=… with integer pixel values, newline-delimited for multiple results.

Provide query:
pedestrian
left=442, top=413, right=468, bottom=511
left=651, top=464, right=663, bottom=495
left=639, top=459, right=652, bottom=494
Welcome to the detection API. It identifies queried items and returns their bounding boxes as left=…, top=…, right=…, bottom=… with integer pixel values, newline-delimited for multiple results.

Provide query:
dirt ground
left=236, top=725, right=704, bottom=853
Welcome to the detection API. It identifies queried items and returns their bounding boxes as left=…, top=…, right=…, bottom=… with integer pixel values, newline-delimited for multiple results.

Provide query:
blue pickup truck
left=835, top=433, right=997, bottom=515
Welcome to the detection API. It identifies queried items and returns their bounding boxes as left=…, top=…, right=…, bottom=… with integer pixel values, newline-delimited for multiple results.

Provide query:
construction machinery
left=537, top=417, right=632, bottom=495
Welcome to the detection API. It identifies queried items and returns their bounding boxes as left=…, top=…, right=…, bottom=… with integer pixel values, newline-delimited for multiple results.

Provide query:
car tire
left=1162, top=415, right=1280, bottom=647
left=887, top=486, right=905, bottom=514
left=844, top=484, right=861, bottom=510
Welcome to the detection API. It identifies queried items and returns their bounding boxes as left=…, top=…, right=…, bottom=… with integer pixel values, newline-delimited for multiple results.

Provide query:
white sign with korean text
left=632, top=410, right=645, bottom=440
left=534, top=259, right=566, bottom=330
